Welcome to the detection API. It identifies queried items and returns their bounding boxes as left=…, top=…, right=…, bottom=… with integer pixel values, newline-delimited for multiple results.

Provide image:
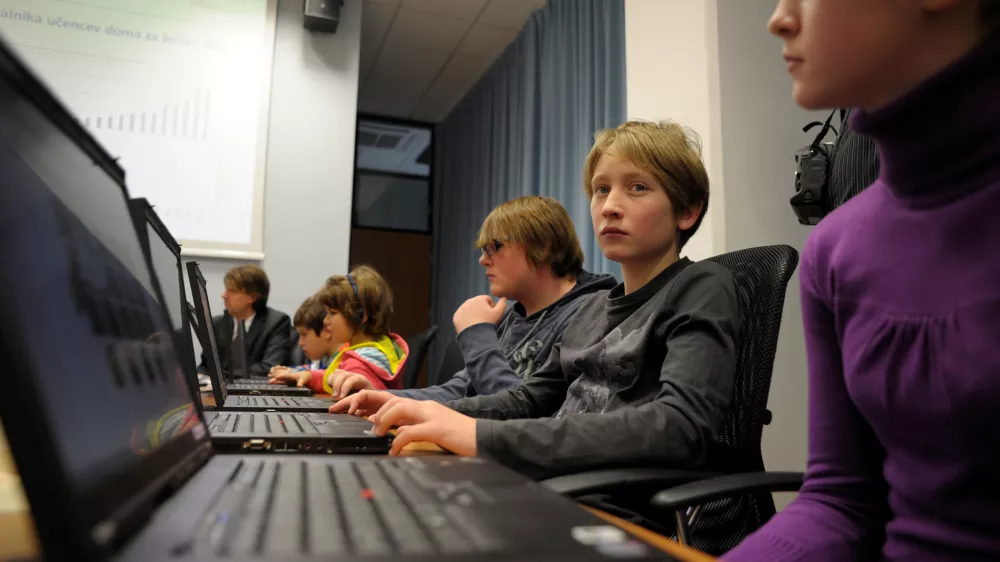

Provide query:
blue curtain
left=427, top=0, right=626, bottom=381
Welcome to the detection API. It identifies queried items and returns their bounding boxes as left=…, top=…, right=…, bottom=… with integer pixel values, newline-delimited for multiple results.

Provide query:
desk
left=0, top=402, right=714, bottom=562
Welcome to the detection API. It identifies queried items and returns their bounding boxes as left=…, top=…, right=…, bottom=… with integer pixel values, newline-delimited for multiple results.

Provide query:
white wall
left=714, top=0, right=825, bottom=509
left=625, top=0, right=826, bottom=509
left=624, top=0, right=726, bottom=262
left=183, top=0, right=360, bottom=337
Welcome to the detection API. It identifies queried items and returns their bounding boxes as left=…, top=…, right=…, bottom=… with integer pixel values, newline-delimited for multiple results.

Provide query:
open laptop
left=0, top=37, right=677, bottom=562
left=132, top=197, right=310, bottom=397
left=187, top=261, right=340, bottom=412
left=186, top=314, right=390, bottom=454
left=126, top=202, right=383, bottom=453
left=183, top=260, right=313, bottom=397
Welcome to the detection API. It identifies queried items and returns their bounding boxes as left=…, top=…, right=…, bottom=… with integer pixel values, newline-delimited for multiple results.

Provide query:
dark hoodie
left=390, top=270, right=617, bottom=402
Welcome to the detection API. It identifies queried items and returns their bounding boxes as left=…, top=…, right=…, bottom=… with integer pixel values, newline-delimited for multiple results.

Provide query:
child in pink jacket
left=270, top=265, right=408, bottom=396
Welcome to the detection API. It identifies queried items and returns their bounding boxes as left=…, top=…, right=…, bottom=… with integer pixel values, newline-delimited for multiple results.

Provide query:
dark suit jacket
left=199, top=307, right=293, bottom=379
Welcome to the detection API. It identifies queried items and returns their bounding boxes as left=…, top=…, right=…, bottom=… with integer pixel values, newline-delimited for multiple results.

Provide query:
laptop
left=187, top=261, right=313, bottom=397
left=125, top=203, right=384, bottom=454
left=0, top=37, right=677, bottom=562
left=229, top=315, right=313, bottom=395
left=188, top=261, right=338, bottom=412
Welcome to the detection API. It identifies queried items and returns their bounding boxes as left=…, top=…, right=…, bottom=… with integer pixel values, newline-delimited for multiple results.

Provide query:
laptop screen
left=146, top=221, right=185, bottom=333
left=188, top=261, right=228, bottom=402
left=0, top=70, right=202, bottom=495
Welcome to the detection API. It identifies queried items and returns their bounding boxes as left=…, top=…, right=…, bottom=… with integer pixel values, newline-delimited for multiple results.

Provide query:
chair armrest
left=651, top=471, right=804, bottom=511
left=541, top=468, right=722, bottom=498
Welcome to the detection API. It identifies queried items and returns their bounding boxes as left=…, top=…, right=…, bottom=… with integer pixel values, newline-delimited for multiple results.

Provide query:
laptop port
left=244, top=439, right=270, bottom=451
left=304, top=443, right=312, bottom=451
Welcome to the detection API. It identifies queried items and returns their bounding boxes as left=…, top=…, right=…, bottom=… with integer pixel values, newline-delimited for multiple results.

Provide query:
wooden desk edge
left=583, top=506, right=716, bottom=561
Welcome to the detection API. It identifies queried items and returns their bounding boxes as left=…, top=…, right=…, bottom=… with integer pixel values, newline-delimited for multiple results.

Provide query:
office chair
left=433, top=338, right=467, bottom=387
left=400, top=325, right=438, bottom=389
left=541, top=244, right=801, bottom=554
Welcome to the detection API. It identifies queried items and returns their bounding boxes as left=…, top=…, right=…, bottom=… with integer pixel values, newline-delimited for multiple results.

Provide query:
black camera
left=791, top=144, right=832, bottom=225
left=790, top=110, right=843, bottom=225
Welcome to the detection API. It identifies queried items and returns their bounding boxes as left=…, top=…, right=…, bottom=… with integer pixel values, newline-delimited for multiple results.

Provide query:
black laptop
left=227, top=317, right=315, bottom=396
left=185, top=261, right=313, bottom=397
left=195, top=320, right=389, bottom=454
left=187, top=261, right=338, bottom=412
left=126, top=201, right=385, bottom=454
left=0, top=36, right=678, bottom=562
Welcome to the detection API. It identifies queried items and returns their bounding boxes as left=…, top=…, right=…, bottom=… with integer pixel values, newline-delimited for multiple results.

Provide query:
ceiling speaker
left=304, top=0, right=342, bottom=34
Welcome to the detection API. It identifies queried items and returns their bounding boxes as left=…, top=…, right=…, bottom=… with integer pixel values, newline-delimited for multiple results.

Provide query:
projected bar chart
left=82, top=89, right=210, bottom=140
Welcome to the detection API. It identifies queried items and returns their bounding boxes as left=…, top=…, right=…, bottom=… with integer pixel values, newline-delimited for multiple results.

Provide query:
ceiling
left=358, top=0, right=545, bottom=123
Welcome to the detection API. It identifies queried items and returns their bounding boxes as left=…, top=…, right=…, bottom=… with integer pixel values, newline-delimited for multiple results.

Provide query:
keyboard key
left=334, top=464, right=392, bottom=556
left=306, top=464, right=346, bottom=555
left=442, top=503, right=505, bottom=552
left=380, top=462, right=471, bottom=554
left=358, top=463, right=434, bottom=555
left=194, top=461, right=253, bottom=556
left=229, top=461, right=274, bottom=556
left=261, top=461, right=302, bottom=556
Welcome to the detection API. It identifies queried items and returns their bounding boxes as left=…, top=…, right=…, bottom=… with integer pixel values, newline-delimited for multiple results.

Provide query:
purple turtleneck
left=725, top=37, right=1000, bottom=561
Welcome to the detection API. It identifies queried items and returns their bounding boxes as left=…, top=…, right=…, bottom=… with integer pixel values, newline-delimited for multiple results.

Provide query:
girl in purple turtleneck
left=725, top=1, right=1000, bottom=561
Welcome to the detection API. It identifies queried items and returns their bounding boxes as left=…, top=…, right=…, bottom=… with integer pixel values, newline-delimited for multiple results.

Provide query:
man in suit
left=198, top=264, right=293, bottom=378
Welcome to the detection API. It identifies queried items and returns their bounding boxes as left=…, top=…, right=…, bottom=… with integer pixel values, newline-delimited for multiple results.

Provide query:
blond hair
left=474, top=196, right=584, bottom=278
left=317, top=265, right=393, bottom=337
left=583, top=120, right=709, bottom=249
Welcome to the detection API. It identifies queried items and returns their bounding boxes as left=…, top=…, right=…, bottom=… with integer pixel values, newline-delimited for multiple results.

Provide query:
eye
left=631, top=183, right=649, bottom=192
left=593, top=185, right=610, bottom=195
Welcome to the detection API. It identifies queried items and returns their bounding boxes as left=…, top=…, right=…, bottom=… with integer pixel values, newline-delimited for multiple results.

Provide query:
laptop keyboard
left=235, top=396, right=318, bottom=408
left=190, top=458, right=504, bottom=557
left=209, top=413, right=352, bottom=436
left=229, top=382, right=276, bottom=390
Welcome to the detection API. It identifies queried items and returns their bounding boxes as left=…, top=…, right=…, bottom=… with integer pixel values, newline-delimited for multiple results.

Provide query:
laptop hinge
left=95, top=440, right=214, bottom=553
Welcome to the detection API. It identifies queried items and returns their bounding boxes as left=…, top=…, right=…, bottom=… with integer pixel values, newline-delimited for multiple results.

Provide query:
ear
left=677, top=202, right=704, bottom=232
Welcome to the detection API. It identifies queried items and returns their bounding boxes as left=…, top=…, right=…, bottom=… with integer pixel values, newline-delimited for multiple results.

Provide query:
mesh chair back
left=694, top=244, right=799, bottom=554
left=433, top=339, right=466, bottom=387
left=400, top=325, right=439, bottom=389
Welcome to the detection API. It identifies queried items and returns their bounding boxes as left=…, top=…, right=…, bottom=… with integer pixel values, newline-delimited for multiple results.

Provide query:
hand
left=327, top=370, right=375, bottom=399
left=452, top=295, right=507, bottom=335
left=370, top=398, right=477, bottom=457
left=269, top=365, right=291, bottom=377
left=268, top=370, right=310, bottom=387
left=330, top=389, right=394, bottom=418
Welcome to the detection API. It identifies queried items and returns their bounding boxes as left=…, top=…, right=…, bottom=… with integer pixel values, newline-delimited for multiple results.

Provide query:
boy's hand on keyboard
left=328, top=370, right=375, bottom=399
left=268, top=370, right=310, bottom=387
left=369, top=398, right=477, bottom=457
left=330, top=389, right=393, bottom=417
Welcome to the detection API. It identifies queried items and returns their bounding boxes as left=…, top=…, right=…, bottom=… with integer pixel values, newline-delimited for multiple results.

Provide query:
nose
left=768, top=0, right=798, bottom=38
left=479, top=252, right=489, bottom=266
left=601, top=189, right=624, bottom=219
